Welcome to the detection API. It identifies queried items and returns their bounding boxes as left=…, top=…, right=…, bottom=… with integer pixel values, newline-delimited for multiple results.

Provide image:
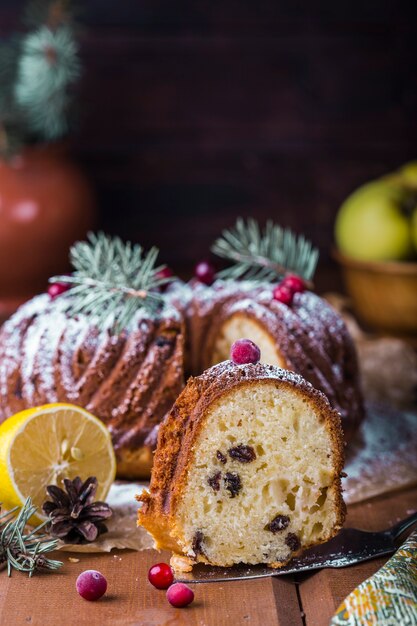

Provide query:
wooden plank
left=0, top=547, right=285, bottom=626
left=0, top=487, right=416, bottom=624
left=271, top=576, right=305, bottom=625
left=299, top=485, right=417, bottom=626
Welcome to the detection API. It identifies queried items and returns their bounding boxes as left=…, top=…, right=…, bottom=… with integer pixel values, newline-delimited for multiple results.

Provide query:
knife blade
left=176, top=511, right=417, bottom=583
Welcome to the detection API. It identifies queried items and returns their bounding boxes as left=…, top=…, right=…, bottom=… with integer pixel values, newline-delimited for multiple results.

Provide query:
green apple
left=335, top=180, right=414, bottom=261
left=398, top=161, right=417, bottom=188
left=412, top=207, right=417, bottom=252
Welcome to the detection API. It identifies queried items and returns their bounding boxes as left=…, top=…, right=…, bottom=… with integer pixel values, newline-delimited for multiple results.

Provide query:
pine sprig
left=211, top=218, right=319, bottom=284
left=14, top=23, right=80, bottom=141
left=0, top=0, right=80, bottom=156
left=50, top=232, right=171, bottom=332
left=0, top=498, right=63, bottom=577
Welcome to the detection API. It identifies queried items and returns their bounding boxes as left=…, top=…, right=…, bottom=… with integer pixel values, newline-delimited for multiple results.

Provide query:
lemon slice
left=0, top=403, right=116, bottom=520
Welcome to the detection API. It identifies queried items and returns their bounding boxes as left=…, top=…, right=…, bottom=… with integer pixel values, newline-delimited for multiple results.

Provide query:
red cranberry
left=156, top=267, right=174, bottom=281
left=273, top=284, right=293, bottom=306
left=282, top=274, right=305, bottom=294
left=48, top=282, right=70, bottom=299
left=148, top=562, right=174, bottom=589
left=166, top=582, right=194, bottom=608
left=76, top=570, right=107, bottom=601
left=230, top=339, right=261, bottom=365
left=156, top=267, right=174, bottom=291
left=194, top=260, right=215, bottom=285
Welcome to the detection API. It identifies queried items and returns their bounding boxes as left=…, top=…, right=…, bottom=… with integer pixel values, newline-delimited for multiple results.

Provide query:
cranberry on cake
left=137, top=351, right=346, bottom=570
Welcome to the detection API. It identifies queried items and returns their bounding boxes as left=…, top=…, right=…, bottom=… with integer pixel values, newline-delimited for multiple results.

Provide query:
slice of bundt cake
left=138, top=353, right=346, bottom=570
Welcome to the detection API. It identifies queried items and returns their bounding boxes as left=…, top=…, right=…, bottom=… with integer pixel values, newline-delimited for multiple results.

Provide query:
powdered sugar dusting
left=201, top=359, right=325, bottom=397
left=20, top=313, right=47, bottom=403
left=35, top=311, right=67, bottom=401
left=344, top=403, right=417, bottom=504
left=0, top=292, right=183, bottom=429
left=0, top=294, right=47, bottom=404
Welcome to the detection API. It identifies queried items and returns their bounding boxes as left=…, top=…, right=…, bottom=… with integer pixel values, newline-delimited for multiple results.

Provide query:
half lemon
left=0, top=403, right=116, bottom=520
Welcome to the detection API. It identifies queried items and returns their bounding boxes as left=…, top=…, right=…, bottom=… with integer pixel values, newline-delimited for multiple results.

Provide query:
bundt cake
left=137, top=360, right=346, bottom=569
left=0, top=293, right=184, bottom=478
left=0, top=277, right=364, bottom=479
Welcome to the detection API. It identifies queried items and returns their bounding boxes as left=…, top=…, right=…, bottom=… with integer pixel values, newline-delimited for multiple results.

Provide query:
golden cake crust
left=137, top=361, right=346, bottom=559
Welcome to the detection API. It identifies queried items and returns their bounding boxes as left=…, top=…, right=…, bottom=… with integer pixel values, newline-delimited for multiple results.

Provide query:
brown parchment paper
left=57, top=481, right=153, bottom=553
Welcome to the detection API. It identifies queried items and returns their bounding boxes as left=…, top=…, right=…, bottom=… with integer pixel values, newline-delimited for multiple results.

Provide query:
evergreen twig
left=0, top=0, right=80, bottom=156
left=211, top=218, right=319, bottom=285
left=50, top=232, right=171, bottom=332
left=0, top=498, right=62, bottom=577
left=14, top=22, right=80, bottom=140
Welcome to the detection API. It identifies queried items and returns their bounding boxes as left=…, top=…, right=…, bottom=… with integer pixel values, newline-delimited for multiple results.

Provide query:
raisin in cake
left=138, top=360, right=345, bottom=569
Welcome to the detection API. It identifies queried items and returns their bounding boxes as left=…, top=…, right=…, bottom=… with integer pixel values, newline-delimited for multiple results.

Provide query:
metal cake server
left=176, top=511, right=417, bottom=583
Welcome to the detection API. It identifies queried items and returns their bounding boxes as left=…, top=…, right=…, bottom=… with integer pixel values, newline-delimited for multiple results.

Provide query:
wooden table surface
left=0, top=485, right=416, bottom=626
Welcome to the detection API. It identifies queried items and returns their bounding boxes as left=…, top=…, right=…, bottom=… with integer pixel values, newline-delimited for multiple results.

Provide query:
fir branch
left=211, top=218, right=319, bottom=285
left=0, top=498, right=63, bottom=577
left=14, top=23, right=80, bottom=140
left=0, top=0, right=81, bottom=155
left=0, top=40, right=26, bottom=155
left=50, top=232, right=171, bottom=332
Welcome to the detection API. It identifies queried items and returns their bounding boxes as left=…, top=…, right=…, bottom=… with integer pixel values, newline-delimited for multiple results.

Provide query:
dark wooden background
left=1, top=1, right=417, bottom=288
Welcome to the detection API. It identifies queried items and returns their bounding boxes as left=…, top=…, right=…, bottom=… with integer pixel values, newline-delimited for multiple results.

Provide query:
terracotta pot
left=0, top=145, right=96, bottom=318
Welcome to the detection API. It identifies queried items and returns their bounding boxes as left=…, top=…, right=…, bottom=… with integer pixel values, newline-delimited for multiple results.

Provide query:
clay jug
left=0, top=145, right=96, bottom=319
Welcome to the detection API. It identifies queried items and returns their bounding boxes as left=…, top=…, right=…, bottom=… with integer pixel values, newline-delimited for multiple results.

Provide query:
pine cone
left=42, top=477, right=112, bottom=544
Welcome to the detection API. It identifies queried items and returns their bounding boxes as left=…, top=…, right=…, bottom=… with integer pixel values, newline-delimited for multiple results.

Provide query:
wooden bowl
left=334, top=251, right=417, bottom=336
